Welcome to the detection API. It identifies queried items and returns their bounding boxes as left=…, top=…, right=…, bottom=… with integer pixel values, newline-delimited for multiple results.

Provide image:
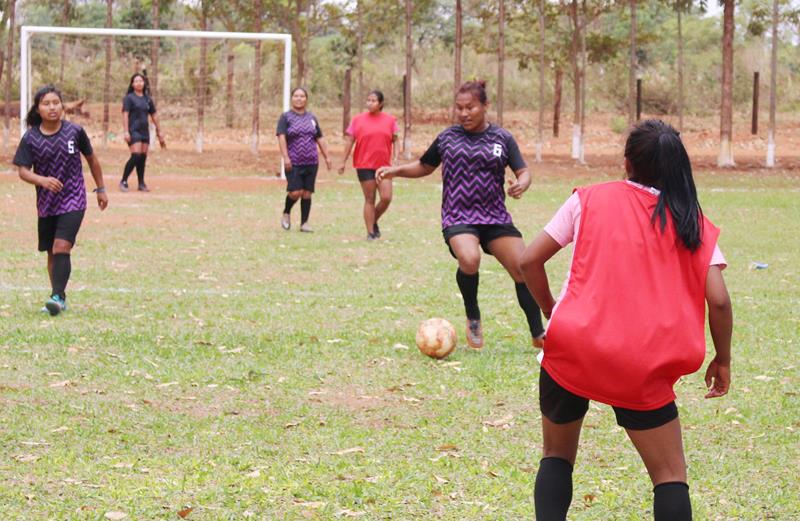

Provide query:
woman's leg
left=448, top=234, right=483, bottom=348
left=374, top=177, right=393, bottom=232
left=300, top=189, right=313, bottom=230
left=626, top=418, right=692, bottom=521
left=121, top=142, right=143, bottom=187
left=136, top=143, right=150, bottom=189
left=535, top=416, right=583, bottom=521
left=359, top=180, right=378, bottom=237
left=487, top=236, right=545, bottom=342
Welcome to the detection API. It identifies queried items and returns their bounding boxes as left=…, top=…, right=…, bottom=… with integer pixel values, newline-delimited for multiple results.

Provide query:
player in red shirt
left=520, top=120, right=733, bottom=521
left=337, top=90, right=398, bottom=240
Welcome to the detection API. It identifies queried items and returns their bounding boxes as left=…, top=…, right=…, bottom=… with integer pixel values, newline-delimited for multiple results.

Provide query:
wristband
left=93, top=187, right=106, bottom=193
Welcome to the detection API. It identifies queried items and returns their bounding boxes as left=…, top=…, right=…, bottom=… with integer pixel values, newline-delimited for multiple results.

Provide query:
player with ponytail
left=520, top=119, right=733, bottom=520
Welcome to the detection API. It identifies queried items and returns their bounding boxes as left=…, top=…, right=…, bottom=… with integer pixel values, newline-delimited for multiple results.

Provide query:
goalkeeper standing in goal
left=119, top=73, right=165, bottom=192
left=14, top=85, right=108, bottom=316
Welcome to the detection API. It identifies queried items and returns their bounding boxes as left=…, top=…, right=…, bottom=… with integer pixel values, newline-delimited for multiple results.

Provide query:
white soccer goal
left=19, top=26, right=291, bottom=165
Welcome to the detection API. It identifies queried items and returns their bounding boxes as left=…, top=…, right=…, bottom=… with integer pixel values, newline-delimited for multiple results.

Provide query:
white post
left=19, top=28, right=29, bottom=135
left=281, top=35, right=292, bottom=178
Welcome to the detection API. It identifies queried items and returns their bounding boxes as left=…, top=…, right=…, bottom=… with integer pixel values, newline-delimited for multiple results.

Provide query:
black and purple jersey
left=420, top=124, right=526, bottom=228
left=276, top=110, right=322, bottom=166
left=13, top=121, right=93, bottom=218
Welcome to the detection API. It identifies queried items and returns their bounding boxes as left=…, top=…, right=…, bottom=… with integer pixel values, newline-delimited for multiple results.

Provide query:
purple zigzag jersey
left=437, top=125, right=519, bottom=227
left=281, top=111, right=320, bottom=166
left=18, top=121, right=88, bottom=218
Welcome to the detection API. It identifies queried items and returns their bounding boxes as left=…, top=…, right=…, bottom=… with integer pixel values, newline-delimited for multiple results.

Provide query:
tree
left=497, top=0, right=505, bottom=126
left=628, top=0, right=637, bottom=124
left=675, top=0, right=690, bottom=132
left=150, top=0, right=159, bottom=99
left=3, top=0, right=15, bottom=152
left=102, top=0, right=112, bottom=146
left=193, top=0, right=210, bottom=153
left=766, top=0, right=778, bottom=167
left=717, top=0, right=734, bottom=167
left=453, top=0, right=462, bottom=121
left=403, top=0, right=412, bottom=158
left=537, top=0, right=545, bottom=162
left=60, top=0, right=71, bottom=83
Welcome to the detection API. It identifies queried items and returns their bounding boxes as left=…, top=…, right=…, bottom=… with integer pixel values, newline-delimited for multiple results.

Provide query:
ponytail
left=26, top=85, right=63, bottom=128
left=625, top=119, right=702, bottom=251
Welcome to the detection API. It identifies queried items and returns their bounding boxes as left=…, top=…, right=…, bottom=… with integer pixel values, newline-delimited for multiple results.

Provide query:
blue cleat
left=45, top=295, right=66, bottom=316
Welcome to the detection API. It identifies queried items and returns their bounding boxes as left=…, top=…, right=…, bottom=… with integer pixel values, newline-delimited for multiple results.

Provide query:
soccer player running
left=376, top=80, right=544, bottom=350
left=14, top=85, right=108, bottom=316
left=278, top=87, right=333, bottom=232
left=520, top=120, right=733, bottom=521
left=338, top=90, right=398, bottom=240
left=119, top=73, right=165, bottom=192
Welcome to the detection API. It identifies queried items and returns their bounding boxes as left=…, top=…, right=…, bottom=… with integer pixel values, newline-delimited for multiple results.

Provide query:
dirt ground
left=2, top=105, right=799, bottom=184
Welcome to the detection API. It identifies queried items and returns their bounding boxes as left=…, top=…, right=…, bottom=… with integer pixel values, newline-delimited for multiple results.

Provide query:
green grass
left=1, top=167, right=798, bottom=520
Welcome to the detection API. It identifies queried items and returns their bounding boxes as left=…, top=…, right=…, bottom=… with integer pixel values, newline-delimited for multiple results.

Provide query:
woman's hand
left=284, top=158, right=292, bottom=171
left=337, top=162, right=346, bottom=176
left=157, top=132, right=166, bottom=149
left=507, top=171, right=531, bottom=199
left=325, top=157, right=333, bottom=171
left=123, top=131, right=131, bottom=145
left=39, top=176, right=63, bottom=193
left=704, top=357, right=731, bottom=398
left=96, top=191, right=109, bottom=211
left=375, top=166, right=394, bottom=183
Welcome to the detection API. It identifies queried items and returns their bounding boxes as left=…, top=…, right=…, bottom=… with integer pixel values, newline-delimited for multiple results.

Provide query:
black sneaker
left=119, top=180, right=129, bottom=192
left=367, top=232, right=378, bottom=241
left=138, top=183, right=150, bottom=192
left=373, top=222, right=381, bottom=238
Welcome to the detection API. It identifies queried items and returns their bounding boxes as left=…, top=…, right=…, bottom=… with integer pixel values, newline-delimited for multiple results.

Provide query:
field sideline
left=0, top=161, right=798, bottom=519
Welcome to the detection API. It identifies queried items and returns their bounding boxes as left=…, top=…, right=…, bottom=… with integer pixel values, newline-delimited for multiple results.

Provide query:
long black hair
left=26, top=85, right=63, bottom=128
left=624, top=119, right=702, bottom=251
left=127, top=73, right=151, bottom=97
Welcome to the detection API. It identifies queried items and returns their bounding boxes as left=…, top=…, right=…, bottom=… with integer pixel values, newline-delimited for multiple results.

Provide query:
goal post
left=19, top=26, right=291, bottom=164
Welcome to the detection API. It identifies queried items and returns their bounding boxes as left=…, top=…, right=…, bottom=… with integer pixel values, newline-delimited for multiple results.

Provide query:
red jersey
left=542, top=181, right=720, bottom=410
left=346, top=111, right=398, bottom=169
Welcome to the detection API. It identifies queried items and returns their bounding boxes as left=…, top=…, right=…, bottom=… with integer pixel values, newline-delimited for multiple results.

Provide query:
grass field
left=1, top=158, right=798, bottom=520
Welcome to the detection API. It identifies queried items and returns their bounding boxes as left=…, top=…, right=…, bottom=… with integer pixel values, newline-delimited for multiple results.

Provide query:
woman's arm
left=338, top=134, right=355, bottom=175
left=150, top=113, right=166, bottom=148
left=704, top=265, right=732, bottom=398
left=391, top=133, right=399, bottom=164
left=85, top=154, right=108, bottom=210
left=122, top=111, right=131, bottom=144
left=18, top=166, right=62, bottom=193
left=277, top=134, right=292, bottom=171
left=316, top=136, right=333, bottom=170
left=507, top=167, right=532, bottom=199
left=519, top=231, right=563, bottom=318
left=375, top=160, right=435, bottom=183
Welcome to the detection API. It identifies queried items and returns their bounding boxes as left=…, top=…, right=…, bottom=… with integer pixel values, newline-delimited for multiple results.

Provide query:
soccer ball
left=415, top=318, right=457, bottom=359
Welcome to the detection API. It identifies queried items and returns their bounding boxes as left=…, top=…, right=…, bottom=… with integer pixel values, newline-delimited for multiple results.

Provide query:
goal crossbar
left=19, top=26, right=292, bottom=136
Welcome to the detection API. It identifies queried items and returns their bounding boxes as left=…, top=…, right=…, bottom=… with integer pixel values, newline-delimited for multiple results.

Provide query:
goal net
left=20, top=26, right=291, bottom=169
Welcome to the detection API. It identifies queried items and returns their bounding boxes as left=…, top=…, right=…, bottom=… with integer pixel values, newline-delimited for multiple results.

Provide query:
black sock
left=284, top=195, right=298, bottom=215
left=52, top=253, right=71, bottom=300
left=135, top=153, right=147, bottom=185
left=300, top=198, right=311, bottom=224
left=534, top=457, right=573, bottom=521
left=515, top=282, right=544, bottom=338
left=456, top=269, right=480, bottom=320
left=654, top=482, right=692, bottom=521
left=122, top=154, right=137, bottom=182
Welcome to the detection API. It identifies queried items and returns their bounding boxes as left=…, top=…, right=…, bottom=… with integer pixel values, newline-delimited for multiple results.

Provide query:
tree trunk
left=718, top=0, right=735, bottom=167
left=225, top=40, right=234, bottom=128
left=453, top=0, right=462, bottom=122
left=553, top=67, right=562, bottom=137
left=497, top=0, right=505, bottom=126
left=102, top=0, right=112, bottom=147
left=766, top=0, right=778, bottom=167
left=59, top=0, right=69, bottom=84
left=151, top=0, right=159, bottom=99
left=251, top=0, right=262, bottom=155
left=403, top=0, right=412, bottom=159
left=356, top=0, right=364, bottom=103
left=628, top=0, right=637, bottom=125
left=677, top=3, right=684, bottom=132
left=3, top=0, right=15, bottom=151
left=579, top=0, right=587, bottom=164
left=570, top=0, right=580, bottom=159
left=343, top=68, right=351, bottom=134
left=293, top=0, right=306, bottom=86
left=196, top=5, right=207, bottom=153
left=536, top=0, right=545, bottom=162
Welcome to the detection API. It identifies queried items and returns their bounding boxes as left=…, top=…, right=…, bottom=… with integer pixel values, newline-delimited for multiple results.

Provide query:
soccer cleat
left=373, top=222, right=381, bottom=238
left=45, top=295, right=66, bottom=316
left=137, top=183, right=150, bottom=192
left=367, top=232, right=378, bottom=241
left=119, top=180, right=129, bottom=192
left=300, top=222, right=313, bottom=233
left=532, top=334, right=545, bottom=349
left=466, top=319, right=484, bottom=349
left=281, top=213, right=291, bottom=230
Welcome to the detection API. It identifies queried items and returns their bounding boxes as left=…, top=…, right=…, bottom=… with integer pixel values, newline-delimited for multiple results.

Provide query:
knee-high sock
left=456, top=269, right=480, bottom=320
left=52, top=253, right=71, bottom=300
left=135, top=153, right=147, bottom=185
left=300, top=198, right=312, bottom=224
left=654, top=482, right=692, bottom=521
left=284, top=195, right=298, bottom=215
left=534, top=457, right=573, bottom=521
left=515, top=282, right=544, bottom=338
left=122, top=154, right=138, bottom=182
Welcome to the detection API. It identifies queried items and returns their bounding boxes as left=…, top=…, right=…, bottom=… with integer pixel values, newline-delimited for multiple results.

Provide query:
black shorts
left=442, top=223, right=523, bottom=259
left=539, top=367, right=678, bottom=431
left=286, top=164, right=319, bottom=193
left=38, top=209, right=85, bottom=252
left=357, top=169, right=376, bottom=182
left=129, top=131, right=150, bottom=145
